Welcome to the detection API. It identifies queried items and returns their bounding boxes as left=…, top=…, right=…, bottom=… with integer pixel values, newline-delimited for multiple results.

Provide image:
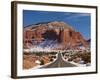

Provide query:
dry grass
left=23, top=54, right=38, bottom=69
left=23, top=52, right=55, bottom=69
left=67, top=52, right=91, bottom=64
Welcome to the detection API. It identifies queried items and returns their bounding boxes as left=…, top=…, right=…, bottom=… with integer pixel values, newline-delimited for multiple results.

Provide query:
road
left=41, top=52, right=76, bottom=68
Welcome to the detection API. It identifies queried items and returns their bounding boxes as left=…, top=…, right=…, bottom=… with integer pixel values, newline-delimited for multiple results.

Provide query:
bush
left=40, top=59, right=44, bottom=65
left=72, top=52, right=91, bottom=64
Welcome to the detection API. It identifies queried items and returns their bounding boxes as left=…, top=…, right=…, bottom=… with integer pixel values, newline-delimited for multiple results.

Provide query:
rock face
left=23, top=21, right=89, bottom=50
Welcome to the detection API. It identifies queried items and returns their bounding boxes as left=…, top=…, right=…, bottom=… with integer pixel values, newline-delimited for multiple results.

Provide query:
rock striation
left=23, top=21, right=89, bottom=50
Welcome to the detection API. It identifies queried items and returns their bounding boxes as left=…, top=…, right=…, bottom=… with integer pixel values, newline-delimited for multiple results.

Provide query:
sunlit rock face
left=23, top=21, right=89, bottom=51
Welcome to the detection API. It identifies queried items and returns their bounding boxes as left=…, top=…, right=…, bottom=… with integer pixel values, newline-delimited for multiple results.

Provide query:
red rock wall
left=23, top=21, right=89, bottom=49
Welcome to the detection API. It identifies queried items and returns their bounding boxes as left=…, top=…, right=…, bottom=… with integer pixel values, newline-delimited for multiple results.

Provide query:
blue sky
left=23, top=10, right=91, bottom=39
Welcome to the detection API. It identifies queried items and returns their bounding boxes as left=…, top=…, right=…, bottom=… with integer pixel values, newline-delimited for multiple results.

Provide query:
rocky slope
left=23, top=21, right=89, bottom=50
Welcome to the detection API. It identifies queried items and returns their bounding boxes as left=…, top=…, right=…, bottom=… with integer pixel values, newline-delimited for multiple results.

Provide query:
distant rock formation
left=23, top=21, right=89, bottom=50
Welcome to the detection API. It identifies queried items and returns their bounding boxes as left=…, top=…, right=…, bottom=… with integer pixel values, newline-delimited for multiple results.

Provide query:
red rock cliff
left=23, top=21, right=89, bottom=49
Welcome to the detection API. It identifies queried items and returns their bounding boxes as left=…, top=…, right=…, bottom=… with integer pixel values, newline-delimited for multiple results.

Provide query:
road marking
left=58, top=53, right=61, bottom=67
left=58, top=61, right=61, bottom=67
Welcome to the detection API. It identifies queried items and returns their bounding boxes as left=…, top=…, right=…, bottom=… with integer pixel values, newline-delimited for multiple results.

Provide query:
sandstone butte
left=23, top=21, right=89, bottom=50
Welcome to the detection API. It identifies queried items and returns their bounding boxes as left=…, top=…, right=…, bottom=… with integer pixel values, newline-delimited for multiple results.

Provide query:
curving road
left=41, top=52, right=76, bottom=68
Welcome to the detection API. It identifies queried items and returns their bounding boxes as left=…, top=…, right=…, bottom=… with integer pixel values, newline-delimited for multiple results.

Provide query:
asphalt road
left=41, top=53, right=76, bottom=68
